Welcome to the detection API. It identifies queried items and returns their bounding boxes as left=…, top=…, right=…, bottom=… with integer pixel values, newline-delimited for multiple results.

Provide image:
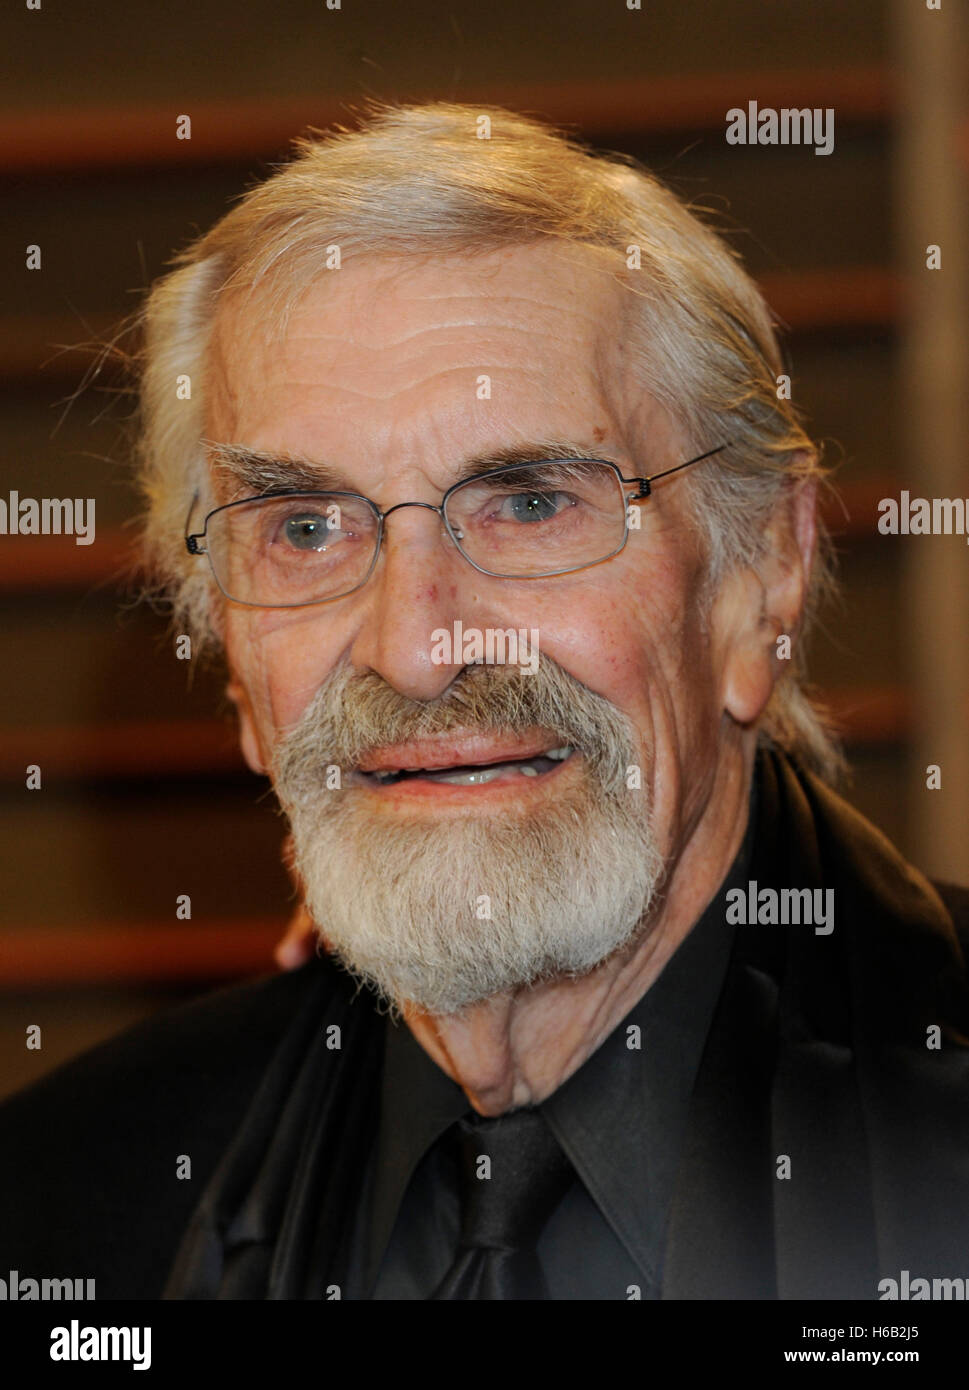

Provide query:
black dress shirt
left=347, top=787, right=757, bottom=1300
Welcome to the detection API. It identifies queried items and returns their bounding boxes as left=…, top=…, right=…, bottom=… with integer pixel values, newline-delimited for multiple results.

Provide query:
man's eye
left=280, top=513, right=342, bottom=549
left=497, top=490, right=575, bottom=524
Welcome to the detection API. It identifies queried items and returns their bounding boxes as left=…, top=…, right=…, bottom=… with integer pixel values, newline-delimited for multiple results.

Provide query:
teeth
left=426, top=758, right=547, bottom=785
left=430, top=763, right=519, bottom=785
left=367, top=745, right=574, bottom=786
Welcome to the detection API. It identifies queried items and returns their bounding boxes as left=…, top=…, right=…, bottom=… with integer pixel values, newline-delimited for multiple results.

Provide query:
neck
left=402, top=738, right=756, bottom=1115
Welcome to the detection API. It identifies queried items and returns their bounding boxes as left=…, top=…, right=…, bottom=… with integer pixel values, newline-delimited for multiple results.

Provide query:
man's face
left=205, top=242, right=742, bottom=1013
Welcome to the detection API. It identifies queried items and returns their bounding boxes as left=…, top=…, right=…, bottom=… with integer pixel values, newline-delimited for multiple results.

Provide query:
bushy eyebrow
left=450, top=441, right=621, bottom=484
left=204, top=441, right=343, bottom=496
left=204, top=438, right=625, bottom=499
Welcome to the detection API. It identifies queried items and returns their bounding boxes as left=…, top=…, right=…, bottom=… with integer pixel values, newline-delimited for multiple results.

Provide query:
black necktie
left=431, top=1106, right=575, bottom=1300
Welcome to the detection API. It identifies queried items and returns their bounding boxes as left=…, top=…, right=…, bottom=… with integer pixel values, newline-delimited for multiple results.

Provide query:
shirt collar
left=540, top=798, right=755, bottom=1284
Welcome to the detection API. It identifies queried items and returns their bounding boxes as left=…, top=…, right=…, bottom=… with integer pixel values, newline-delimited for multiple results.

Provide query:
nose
left=347, top=501, right=475, bottom=703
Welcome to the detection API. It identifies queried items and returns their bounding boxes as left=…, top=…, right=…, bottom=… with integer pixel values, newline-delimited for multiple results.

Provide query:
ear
left=214, top=605, right=267, bottom=771
left=226, top=676, right=268, bottom=775
left=714, top=479, right=817, bottom=727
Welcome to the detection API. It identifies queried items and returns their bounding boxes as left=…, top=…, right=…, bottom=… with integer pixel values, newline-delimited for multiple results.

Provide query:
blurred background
left=1, top=0, right=967, bottom=1098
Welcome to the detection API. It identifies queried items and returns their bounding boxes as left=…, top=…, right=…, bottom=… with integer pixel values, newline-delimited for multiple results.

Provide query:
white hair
left=120, top=100, right=844, bottom=781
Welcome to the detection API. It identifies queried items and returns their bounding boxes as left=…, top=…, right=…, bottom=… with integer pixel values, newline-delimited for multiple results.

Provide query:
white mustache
left=273, top=656, right=640, bottom=801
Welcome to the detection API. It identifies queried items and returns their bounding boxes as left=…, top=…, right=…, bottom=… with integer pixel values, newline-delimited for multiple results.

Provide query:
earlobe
left=718, top=481, right=815, bottom=729
left=722, top=617, right=784, bottom=728
left=714, top=557, right=792, bottom=730
left=226, top=678, right=267, bottom=775
left=719, top=574, right=777, bottom=727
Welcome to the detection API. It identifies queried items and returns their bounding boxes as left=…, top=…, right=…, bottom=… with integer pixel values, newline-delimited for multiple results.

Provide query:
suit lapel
left=758, top=753, right=879, bottom=1298
left=665, top=749, right=969, bottom=1300
left=164, top=959, right=385, bottom=1300
left=663, top=749, right=871, bottom=1299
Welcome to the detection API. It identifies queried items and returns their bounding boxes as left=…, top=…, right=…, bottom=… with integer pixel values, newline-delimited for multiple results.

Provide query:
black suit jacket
left=1, top=748, right=967, bottom=1299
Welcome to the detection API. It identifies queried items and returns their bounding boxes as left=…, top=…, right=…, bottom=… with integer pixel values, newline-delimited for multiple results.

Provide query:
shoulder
left=769, top=751, right=968, bottom=954
left=748, top=751, right=969, bottom=1031
left=3, top=955, right=329, bottom=1115
left=0, top=956, right=347, bottom=1299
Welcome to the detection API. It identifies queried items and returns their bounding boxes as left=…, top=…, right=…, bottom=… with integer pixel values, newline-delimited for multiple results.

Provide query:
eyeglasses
left=184, top=444, right=727, bottom=609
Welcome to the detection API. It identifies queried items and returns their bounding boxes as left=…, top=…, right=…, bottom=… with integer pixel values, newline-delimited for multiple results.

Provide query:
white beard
left=272, top=660, right=666, bottom=1016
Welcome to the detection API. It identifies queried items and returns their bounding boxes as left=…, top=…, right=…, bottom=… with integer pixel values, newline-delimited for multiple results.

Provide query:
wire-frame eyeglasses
left=184, top=443, right=728, bottom=609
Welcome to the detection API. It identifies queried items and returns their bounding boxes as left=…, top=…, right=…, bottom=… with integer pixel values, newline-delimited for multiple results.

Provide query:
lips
left=356, top=732, right=570, bottom=775
left=353, top=733, right=575, bottom=789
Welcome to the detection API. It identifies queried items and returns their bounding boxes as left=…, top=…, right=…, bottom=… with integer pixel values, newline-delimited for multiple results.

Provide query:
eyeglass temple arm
left=623, top=443, right=728, bottom=500
left=184, top=490, right=205, bottom=553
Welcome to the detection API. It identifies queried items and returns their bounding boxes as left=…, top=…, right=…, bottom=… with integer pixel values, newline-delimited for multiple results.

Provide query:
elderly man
left=2, top=103, right=967, bottom=1303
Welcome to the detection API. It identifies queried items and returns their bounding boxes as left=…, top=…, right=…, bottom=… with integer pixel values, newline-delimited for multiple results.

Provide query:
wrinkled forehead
left=203, top=241, right=645, bottom=438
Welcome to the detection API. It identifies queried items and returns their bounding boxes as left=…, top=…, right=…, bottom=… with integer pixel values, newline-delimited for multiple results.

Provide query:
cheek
left=582, top=555, right=707, bottom=687
left=226, top=608, right=344, bottom=735
left=534, top=589, right=668, bottom=763
left=570, top=562, right=719, bottom=762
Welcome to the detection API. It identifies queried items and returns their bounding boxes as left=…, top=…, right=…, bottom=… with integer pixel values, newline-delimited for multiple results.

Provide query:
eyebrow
left=203, top=438, right=626, bottom=501
left=205, top=441, right=344, bottom=496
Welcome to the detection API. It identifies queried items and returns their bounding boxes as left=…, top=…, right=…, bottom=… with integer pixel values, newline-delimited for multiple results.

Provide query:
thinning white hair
left=122, top=100, right=844, bottom=781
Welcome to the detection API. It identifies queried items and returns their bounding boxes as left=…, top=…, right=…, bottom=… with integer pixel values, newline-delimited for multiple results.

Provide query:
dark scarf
left=164, top=747, right=969, bottom=1300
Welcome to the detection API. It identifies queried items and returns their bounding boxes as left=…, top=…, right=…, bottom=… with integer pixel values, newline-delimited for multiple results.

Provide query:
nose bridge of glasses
left=379, top=499, right=446, bottom=523
left=378, top=497, right=463, bottom=548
